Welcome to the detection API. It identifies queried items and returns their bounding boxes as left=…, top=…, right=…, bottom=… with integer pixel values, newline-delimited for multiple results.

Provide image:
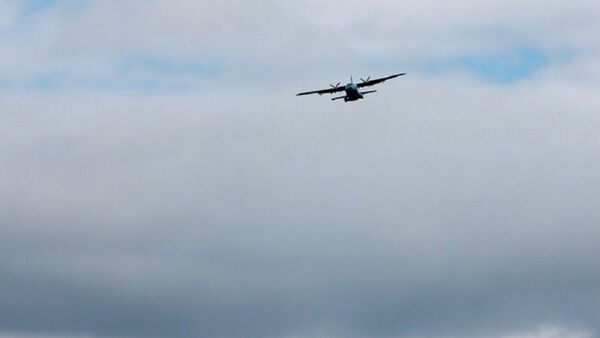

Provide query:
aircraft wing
left=296, top=86, right=345, bottom=96
left=357, top=73, right=406, bottom=88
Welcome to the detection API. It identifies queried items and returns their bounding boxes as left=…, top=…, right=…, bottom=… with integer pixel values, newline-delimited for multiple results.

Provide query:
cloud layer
left=2, top=1, right=600, bottom=337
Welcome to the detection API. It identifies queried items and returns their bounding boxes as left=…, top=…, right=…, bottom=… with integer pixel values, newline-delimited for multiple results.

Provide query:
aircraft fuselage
left=344, top=83, right=363, bottom=102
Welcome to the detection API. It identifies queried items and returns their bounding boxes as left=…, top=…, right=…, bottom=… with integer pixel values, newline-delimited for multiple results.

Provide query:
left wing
left=296, top=86, right=344, bottom=96
left=357, top=73, right=406, bottom=88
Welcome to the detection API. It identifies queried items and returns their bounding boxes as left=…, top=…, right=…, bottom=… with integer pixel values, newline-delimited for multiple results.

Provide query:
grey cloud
left=2, top=1, right=600, bottom=337
left=2, top=77, right=600, bottom=337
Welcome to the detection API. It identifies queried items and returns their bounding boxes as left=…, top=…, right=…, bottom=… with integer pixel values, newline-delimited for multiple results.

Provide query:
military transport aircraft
left=296, top=73, right=406, bottom=102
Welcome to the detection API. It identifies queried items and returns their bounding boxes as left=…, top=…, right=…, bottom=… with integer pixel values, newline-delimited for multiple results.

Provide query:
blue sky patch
left=28, top=71, right=68, bottom=90
left=119, top=57, right=221, bottom=77
left=23, top=0, right=58, bottom=14
left=424, top=47, right=556, bottom=84
left=20, top=57, right=221, bottom=92
left=21, top=0, right=89, bottom=17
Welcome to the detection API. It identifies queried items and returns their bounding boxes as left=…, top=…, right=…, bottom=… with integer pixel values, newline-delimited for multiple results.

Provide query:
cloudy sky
left=2, top=1, right=600, bottom=337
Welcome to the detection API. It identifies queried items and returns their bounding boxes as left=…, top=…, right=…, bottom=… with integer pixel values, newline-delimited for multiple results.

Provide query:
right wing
left=357, top=73, right=406, bottom=88
left=296, top=86, right=345, bottom=96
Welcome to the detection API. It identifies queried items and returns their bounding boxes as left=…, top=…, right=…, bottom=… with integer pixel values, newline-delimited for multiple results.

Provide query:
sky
left=1, top=1, right=600, bottom=337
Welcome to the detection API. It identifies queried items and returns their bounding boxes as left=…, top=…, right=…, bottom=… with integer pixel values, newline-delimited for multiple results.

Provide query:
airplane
left=296, top=73, right=406, bottom=102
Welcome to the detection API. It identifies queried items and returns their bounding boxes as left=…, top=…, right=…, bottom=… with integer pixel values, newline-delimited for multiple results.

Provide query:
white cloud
left=502, top=326, right=593, bottom=338
left=2, top=0, right=600, bottom=87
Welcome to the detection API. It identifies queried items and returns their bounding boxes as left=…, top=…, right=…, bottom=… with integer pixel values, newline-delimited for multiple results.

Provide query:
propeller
left=329, top=82, right=341, bottom=89
left=360, top=76, right=371, bottom=83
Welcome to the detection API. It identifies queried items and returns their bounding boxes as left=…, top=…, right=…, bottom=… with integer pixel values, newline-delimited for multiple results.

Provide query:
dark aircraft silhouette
left=296, top=73, right=406, bottom=102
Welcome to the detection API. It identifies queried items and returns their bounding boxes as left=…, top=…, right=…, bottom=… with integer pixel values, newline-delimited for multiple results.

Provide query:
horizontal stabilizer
left=361, top=90, right=377, bottom=95
left=331, top=96, right=346, bottom=101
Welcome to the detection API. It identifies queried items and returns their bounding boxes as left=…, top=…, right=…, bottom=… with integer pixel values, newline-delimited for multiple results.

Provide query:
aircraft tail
left=361, top=90, right=377, bottom=95
left=331, top=96, right=346, bottom=101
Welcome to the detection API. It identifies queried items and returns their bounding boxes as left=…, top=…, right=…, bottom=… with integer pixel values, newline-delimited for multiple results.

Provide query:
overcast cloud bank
left=1, top=1, right=600, bottom=337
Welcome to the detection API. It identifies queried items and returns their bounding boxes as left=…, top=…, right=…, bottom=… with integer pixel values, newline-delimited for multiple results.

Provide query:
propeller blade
left=329, top=82, right=341, bottom=89
left=360, top=76, right=371, bottom=83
